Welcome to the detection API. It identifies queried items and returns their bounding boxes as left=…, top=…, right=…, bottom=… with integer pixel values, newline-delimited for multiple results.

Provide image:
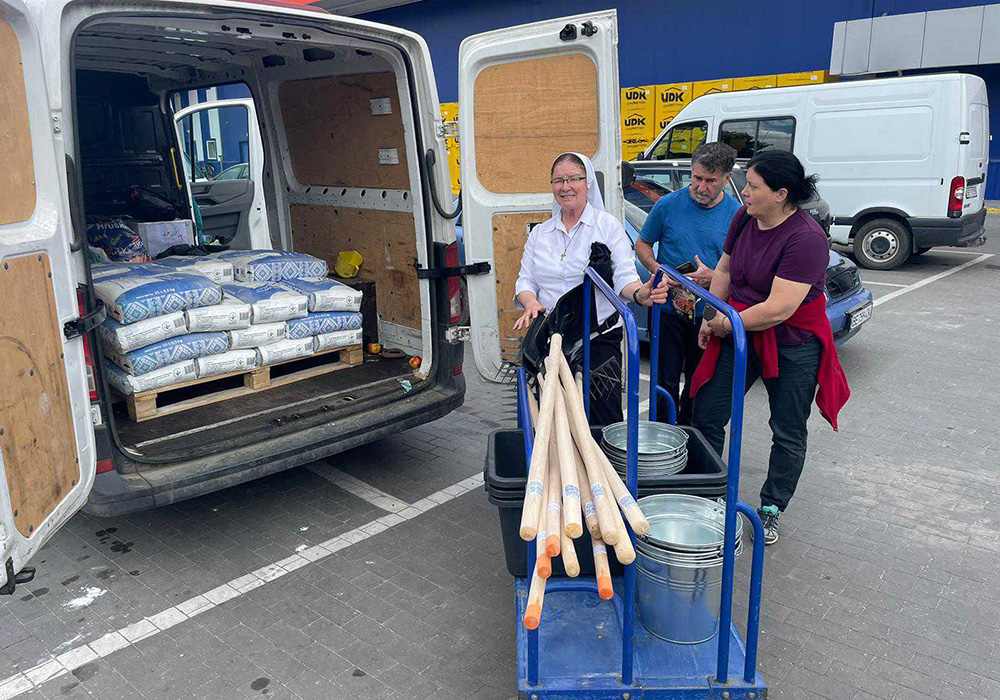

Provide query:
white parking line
left=306, top=463, right=408, bottom=513
left=0, top=472, right=485, bottom=700
left=873, top=254, right=994, bottom=307
left=861, top=280, right=908, bottom=287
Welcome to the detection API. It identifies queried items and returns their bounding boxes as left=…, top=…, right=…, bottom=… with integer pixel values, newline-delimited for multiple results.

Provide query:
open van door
left=0, top=0, right=96, bottom=593
left=458, top=11, right=620, bottom=381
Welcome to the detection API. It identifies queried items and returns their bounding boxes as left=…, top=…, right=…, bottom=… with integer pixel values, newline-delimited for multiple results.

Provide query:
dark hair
left=746, top=150, right=818, bottom=207
left=691, top=142, right=736, bottom=174
left=551, top=152, right=586, bottom=177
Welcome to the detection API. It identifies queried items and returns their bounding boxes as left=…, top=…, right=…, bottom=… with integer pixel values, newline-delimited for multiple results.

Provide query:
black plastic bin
left=485, top=425, right=728, bottom=577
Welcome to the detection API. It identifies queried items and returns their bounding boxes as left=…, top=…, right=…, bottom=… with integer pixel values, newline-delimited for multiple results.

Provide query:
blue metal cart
left=513, top=265, right=768, bottom=699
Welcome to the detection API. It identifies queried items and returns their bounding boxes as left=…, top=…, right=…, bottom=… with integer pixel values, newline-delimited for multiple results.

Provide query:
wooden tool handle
left=535, top=503, right=552, bottom=580
left=519, top=335, right=563, bottom=540
left=573, top=444, right=602, bottom=539
left=594, top=438, right=650, bottom=537
left=561, top=530, right=580, bottom=578
left=557, top=356, right=619, bottom=545
left=545, top=453, right=561, bottom=557
left=524, top=564, right=547, bottom=629
left=552, top=379, right=583, bottom=538
left=591, top=534, right=614, bottom=601
left=605, top=481, right=636, bottom=565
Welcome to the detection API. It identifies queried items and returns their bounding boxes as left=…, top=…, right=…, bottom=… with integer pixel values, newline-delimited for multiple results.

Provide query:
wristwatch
left=703, top=307, right=717, bottom=321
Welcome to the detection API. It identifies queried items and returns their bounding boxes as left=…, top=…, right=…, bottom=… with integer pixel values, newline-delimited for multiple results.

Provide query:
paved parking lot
left=2, top=220, right=1000, bottom=700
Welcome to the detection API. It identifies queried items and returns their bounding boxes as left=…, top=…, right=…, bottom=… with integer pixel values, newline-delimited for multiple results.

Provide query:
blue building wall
left=360, top=0, right=1000, bottom=197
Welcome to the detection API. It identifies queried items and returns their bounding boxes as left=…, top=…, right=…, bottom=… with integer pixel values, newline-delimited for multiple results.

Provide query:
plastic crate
left=485, top=426, right=728, bottom=578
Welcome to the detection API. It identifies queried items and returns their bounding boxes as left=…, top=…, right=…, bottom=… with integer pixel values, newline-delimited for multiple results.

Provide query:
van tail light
left=445, top=242, right=462, bottom=324
left=96, top=459, right=115, bottom=474
left=76, top=289, right=100, bottom=402
left=948, top=176, right=965, bottom=218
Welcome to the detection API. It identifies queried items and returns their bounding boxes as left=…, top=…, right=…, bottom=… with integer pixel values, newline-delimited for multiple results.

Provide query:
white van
left=640, top=74, right=989, bottom=270
left=0, top=0, right=620, bottom=592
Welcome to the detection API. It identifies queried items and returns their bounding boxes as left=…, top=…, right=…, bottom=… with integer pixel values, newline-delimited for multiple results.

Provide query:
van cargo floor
left=112, top=356, right=414, bottom=461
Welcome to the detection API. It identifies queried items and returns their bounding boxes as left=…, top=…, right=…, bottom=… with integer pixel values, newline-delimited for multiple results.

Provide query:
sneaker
left=756, top=505, right=780, bottom=546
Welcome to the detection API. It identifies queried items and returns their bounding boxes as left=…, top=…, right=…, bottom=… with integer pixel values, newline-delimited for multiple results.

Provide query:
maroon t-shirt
left=724, top=207, right=829, bottom=345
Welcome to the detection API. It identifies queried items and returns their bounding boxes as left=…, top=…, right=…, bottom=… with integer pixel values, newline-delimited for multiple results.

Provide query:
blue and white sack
left=154, top=256, right=235, bottom=284
left=313, top=328, right=363, bottom=353
left=195, top=349, right=258, bottom=379
left=229, top=250, right=328, bottom=283
left=286, top=311, right=363, bottom=340
left=256, top=338, right=314, bottom=365
left=95, top=273, right=223, bottom=324
left=96, top=312, right=187, bottom=354
left=106, top=332, right=229, bottom=375
left=92, top=262, right=167, bottom=281
left=185, top=298, right=252, bottom=333
left=228, top=322, right=286, bottom=349
left=104, top=359, right=197, bottom=395
left=222, top=283, right=308, bottom=323
left=279, top=277, right=362, bottom=312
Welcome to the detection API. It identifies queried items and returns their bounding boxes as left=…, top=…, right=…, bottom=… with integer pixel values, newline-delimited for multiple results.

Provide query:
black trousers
left=587, top=326, right=623, bottom=427
left=654, top=312, right=704, bottom=426
left=691, top=337, right=821, bottom=511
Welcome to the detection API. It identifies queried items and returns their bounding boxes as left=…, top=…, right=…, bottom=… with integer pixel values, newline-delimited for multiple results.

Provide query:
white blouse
left=514, top=203, right=640, bottom=323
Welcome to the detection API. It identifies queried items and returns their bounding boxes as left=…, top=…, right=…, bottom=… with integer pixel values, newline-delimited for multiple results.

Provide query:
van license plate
left=848, top=302, right=873, bottom=331
left=966, top=184, right=978, bottom=199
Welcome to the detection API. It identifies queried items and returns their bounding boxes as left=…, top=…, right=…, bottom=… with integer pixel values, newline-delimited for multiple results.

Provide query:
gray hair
left=691, top=142, right=736, bottom=174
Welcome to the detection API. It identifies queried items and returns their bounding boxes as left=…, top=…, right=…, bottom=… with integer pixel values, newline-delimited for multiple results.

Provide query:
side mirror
left=622, top=160, right=636, bottom=189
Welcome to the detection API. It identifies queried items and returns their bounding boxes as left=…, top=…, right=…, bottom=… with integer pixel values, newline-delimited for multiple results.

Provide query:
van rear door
left=458, top=11, right=620, bottom=381
left=0, top=0, right=96, bottom=593
left=962, top=76, right=989, bottom=211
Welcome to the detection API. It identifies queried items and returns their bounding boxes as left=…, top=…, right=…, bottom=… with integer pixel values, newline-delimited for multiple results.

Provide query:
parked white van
left=640, top=74, right=989, bottom=270
left=0, top=0, right=621, bottom=592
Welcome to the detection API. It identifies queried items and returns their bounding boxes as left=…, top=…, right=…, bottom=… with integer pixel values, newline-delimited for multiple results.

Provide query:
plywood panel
left=290, top=204, right=420, bottom=330
left=0, top=254, right=78, bottom=537
left=492, top=212, right=551, bottom=365
left=0, top=19, right=36, bottom=225
left=279, top=72, right=409, bottom=190
left=474, top=54, right=598, bottom=194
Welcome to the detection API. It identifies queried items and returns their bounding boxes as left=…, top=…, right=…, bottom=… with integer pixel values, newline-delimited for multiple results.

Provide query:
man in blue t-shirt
left=636, top=142, right=740, bottom=425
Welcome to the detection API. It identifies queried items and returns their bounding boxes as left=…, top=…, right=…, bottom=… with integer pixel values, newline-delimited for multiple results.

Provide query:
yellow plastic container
left=335, top=250, right=364, bottom=278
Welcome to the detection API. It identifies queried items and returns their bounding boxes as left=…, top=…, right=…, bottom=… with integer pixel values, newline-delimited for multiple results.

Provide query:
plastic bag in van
left=86, top=218, right=151, bottom=262
left=256, top=338, right=314, bottom=365
left=279, top=277, right=362, bottom=312
left=106, top=332, right=229, bottom=375
left=95, top=273, right=223, bottom=324
left=286, top=311, right=363, bottom=339
left=154, top=256, right=235, bottom=284
left=228, top=322, right=286, bottom=349
left=221, top=283, right=309, bottom=323
left=195, top=349, right=258, bottom=378
left=104, top=359, right=198, bottom=395
left=313, top=328, right=363, bottom=353
left=185, top=298, right=252, bottom=333
left=96, top=312, right=187, bottom=354
left=227, top=250, right=328, bottom=283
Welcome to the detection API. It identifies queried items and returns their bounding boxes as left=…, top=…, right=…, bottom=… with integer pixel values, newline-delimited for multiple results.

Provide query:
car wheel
left=852, top=219, right=912, bottom=270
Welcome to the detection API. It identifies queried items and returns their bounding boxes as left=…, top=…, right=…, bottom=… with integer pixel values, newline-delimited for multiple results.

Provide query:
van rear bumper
left=909, top=207, right=987, bottom=248
left=83, top=375, right=465, bottom=517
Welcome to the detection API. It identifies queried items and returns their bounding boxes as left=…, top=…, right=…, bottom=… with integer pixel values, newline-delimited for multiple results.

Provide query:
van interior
left=71, top=12, right=438, bottom=463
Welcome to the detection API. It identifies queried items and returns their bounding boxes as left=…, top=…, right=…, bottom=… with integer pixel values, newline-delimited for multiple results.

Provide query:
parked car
left=624, top=162, right=873, bottom=346
left=641, top=74, right=989, bottom=270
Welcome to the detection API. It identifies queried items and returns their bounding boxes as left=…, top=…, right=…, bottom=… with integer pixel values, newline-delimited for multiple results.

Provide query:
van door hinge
left=414, top=261, right=491, bottom=279
left=445, top=326, right=471, bottom=344
left=436, top=122, right=459, bottom=140
left=64, top=302, right=106, bottom=339
left=0, top=558, right=35, bottom=596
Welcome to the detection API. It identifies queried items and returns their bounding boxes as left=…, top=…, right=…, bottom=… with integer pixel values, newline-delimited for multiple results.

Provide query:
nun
left=513, top=152, right=668, bottom=424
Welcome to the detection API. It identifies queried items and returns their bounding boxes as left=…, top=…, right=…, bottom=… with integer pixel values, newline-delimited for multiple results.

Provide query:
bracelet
left=632, top=287, right=642, bottom=305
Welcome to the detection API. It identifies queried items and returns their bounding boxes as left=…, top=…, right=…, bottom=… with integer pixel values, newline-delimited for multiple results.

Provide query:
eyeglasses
left=550, top=176, right=586, bottom=186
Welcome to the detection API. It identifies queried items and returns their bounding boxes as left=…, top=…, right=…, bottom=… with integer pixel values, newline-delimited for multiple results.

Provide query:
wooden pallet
left=125, top=344, right=364, bottom=422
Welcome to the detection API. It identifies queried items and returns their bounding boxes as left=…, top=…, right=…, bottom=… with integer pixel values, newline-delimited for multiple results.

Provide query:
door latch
left=64, top=302, right=106, bottom=340
left=436, top=122, right=459, bottom=140
left=0, top=558, right=35, bottom=596
left=414, top=261, right=491, bottom=279
left=445, top=326, right=471, bottom=344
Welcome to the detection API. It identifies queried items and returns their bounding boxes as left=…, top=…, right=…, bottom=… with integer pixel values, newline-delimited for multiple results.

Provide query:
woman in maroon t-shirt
left=692, top=150, right=830, bottom=545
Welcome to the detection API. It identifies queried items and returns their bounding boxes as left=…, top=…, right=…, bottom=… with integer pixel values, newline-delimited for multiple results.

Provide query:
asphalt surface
left=1, top=217, right=999, bottom=700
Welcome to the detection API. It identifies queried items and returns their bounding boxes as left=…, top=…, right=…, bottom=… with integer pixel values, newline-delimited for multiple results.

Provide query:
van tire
left=852, top=219, right=912, bottom=270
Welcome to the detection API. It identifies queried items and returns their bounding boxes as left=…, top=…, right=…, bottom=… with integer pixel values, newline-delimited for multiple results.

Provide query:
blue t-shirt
left=639, top=188, right=741, bottom=272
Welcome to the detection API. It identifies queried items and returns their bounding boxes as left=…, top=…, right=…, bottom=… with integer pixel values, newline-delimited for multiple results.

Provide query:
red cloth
left=690, top=295, right=850, bottom=430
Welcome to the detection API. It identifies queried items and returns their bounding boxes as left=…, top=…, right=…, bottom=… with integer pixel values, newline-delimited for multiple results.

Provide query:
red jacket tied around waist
left=690, top=295, right=850, bottom=430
